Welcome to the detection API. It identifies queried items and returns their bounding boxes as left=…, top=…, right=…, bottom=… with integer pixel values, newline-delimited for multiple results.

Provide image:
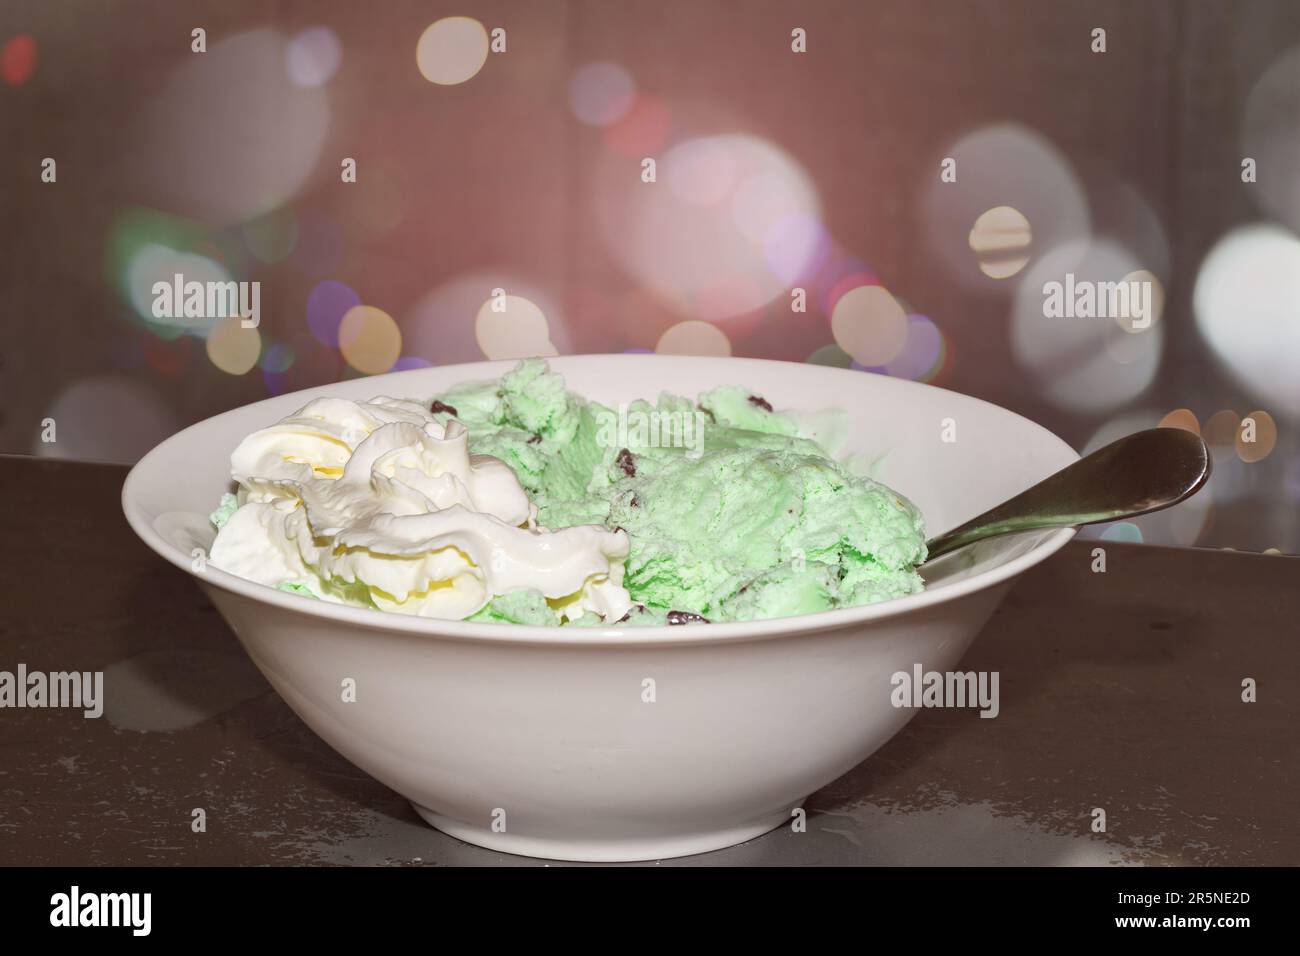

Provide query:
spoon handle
left=924, top=428, right=1211, bottom=563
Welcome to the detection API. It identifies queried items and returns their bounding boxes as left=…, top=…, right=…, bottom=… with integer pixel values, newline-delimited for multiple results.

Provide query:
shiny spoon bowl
left=925, top=427, right=1211, bottom=563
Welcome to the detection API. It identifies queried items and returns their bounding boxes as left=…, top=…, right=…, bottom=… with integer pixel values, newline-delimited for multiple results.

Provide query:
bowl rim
left=121, top=354, right=1079, bottom=648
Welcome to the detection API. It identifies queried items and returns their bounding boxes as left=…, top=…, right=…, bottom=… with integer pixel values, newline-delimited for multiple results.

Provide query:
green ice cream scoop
left=555, top=444, right=926, bottom=622
left=431, top=359, right=928, bottom=625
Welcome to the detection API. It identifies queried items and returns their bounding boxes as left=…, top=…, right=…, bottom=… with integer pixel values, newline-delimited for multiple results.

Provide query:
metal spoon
left=923, top=428, right=1211, bottom=563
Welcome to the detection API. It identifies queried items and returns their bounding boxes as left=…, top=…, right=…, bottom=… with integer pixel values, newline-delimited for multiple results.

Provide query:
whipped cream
left=209, top=396, right=632, bottom=623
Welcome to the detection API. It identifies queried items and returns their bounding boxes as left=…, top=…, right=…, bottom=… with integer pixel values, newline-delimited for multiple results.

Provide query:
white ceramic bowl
left=122, top=355, right=1078, bottom=862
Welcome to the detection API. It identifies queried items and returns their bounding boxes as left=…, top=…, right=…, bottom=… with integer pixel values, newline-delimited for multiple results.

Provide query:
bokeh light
left=259, top=342, right=295, bottom=374
left=206, top=316, right=262, bottom=375
left=1193, top=224, right=1300, bottom=417
left=763, top=212, right=832, bottom=286
left=810, top=252, right=879, bottom=318
left=339, top=305, right=402, bottom=374
left=666, top=136, right=738, bottom=205
left=1012, top=239, right=1163, bottom=412
left=831, top=284, right=909, bottom=367
left=1090, top=181, right=1173, bottom=283
left=596, top=133, right=821, bottom=320
left=1101, top=523, right=1144, bottom=544
left=416, top=17, right=489, bottom=86
left=732, top=165, right=816, bottom=245
left=1, top=34, right=37, bottom=86
left=1241, top=45, right=1300, bottom=234
left=568, top=62, right=636, bottom=126
left=35, top=377, right=179, bottom=464
left=826, top=272, right=881, bottom=315
left=392, top=356, right=435, bottom=371
left=406, top=273, right=570, bottom=363
left=1166, top=478, right=1216, bottom=546
left=285, top=26, right=342, bottom=88
left=883, top=314, right=946, bottom=382
left=306, top=280, right=361, bottom=348
left=108, top=208, right=222, bottom=325
left=1199, top=452, right=1252, bottom=508
left=1113, top=269, right=1165, bottom=333
left=262, top=368, right=290, bottom=396
left=655, top=320, right=732, bottom=356
left=128, top=29, right=329, bottom=226
left=262, top=333, right=344, bottom=396
left=1157, top=408, right=1200, bottom=433
left=1236, top=410, right=1277, bottom=463
left=603, top=95, right=671, bottom=156
left=969, top=205, right=1032, bottom=278
left=1202, top=409, right=1241, bottom=449
left=475, top=294, right=557, bottom=360
left=692, top=273, right=765, bottom=324
left=126, top=244, right=234, bottom=336
left=924, top=123, right=1090, bottom=287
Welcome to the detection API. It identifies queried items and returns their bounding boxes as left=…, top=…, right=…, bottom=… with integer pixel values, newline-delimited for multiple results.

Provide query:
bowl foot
left=410, top=802, right=796, bottom=863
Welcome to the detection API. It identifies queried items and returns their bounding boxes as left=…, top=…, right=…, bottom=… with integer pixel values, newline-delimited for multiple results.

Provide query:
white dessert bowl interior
left=122, top=355, right=1078, bottom=862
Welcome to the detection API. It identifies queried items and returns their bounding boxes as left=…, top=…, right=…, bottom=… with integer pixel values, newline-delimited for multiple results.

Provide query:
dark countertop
left=1, top=455, right=1296, bottom=866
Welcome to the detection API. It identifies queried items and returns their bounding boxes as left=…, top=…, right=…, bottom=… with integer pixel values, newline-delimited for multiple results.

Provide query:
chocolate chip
left=747, top=394, right=773, bottom=412
left=667, top=610, right=710, bottom=625
left=616, top=448, right=636, bottom=477
left=528, top=433, right=542, bottom=444
left=615, top=604, right=646, bottom=624
left=430, top=400, right=459, bottom=417
left=630, top=493, right=640, bottom=508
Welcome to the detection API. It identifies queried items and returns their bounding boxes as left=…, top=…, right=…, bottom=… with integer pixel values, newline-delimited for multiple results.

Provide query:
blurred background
left=2, top=0, right=1297, bottom=552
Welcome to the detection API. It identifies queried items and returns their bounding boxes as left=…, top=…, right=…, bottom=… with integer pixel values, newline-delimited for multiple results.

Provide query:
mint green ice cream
left=432, top=359, right=927, bottom=625
left=209, top=492, right=240, bottom=529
